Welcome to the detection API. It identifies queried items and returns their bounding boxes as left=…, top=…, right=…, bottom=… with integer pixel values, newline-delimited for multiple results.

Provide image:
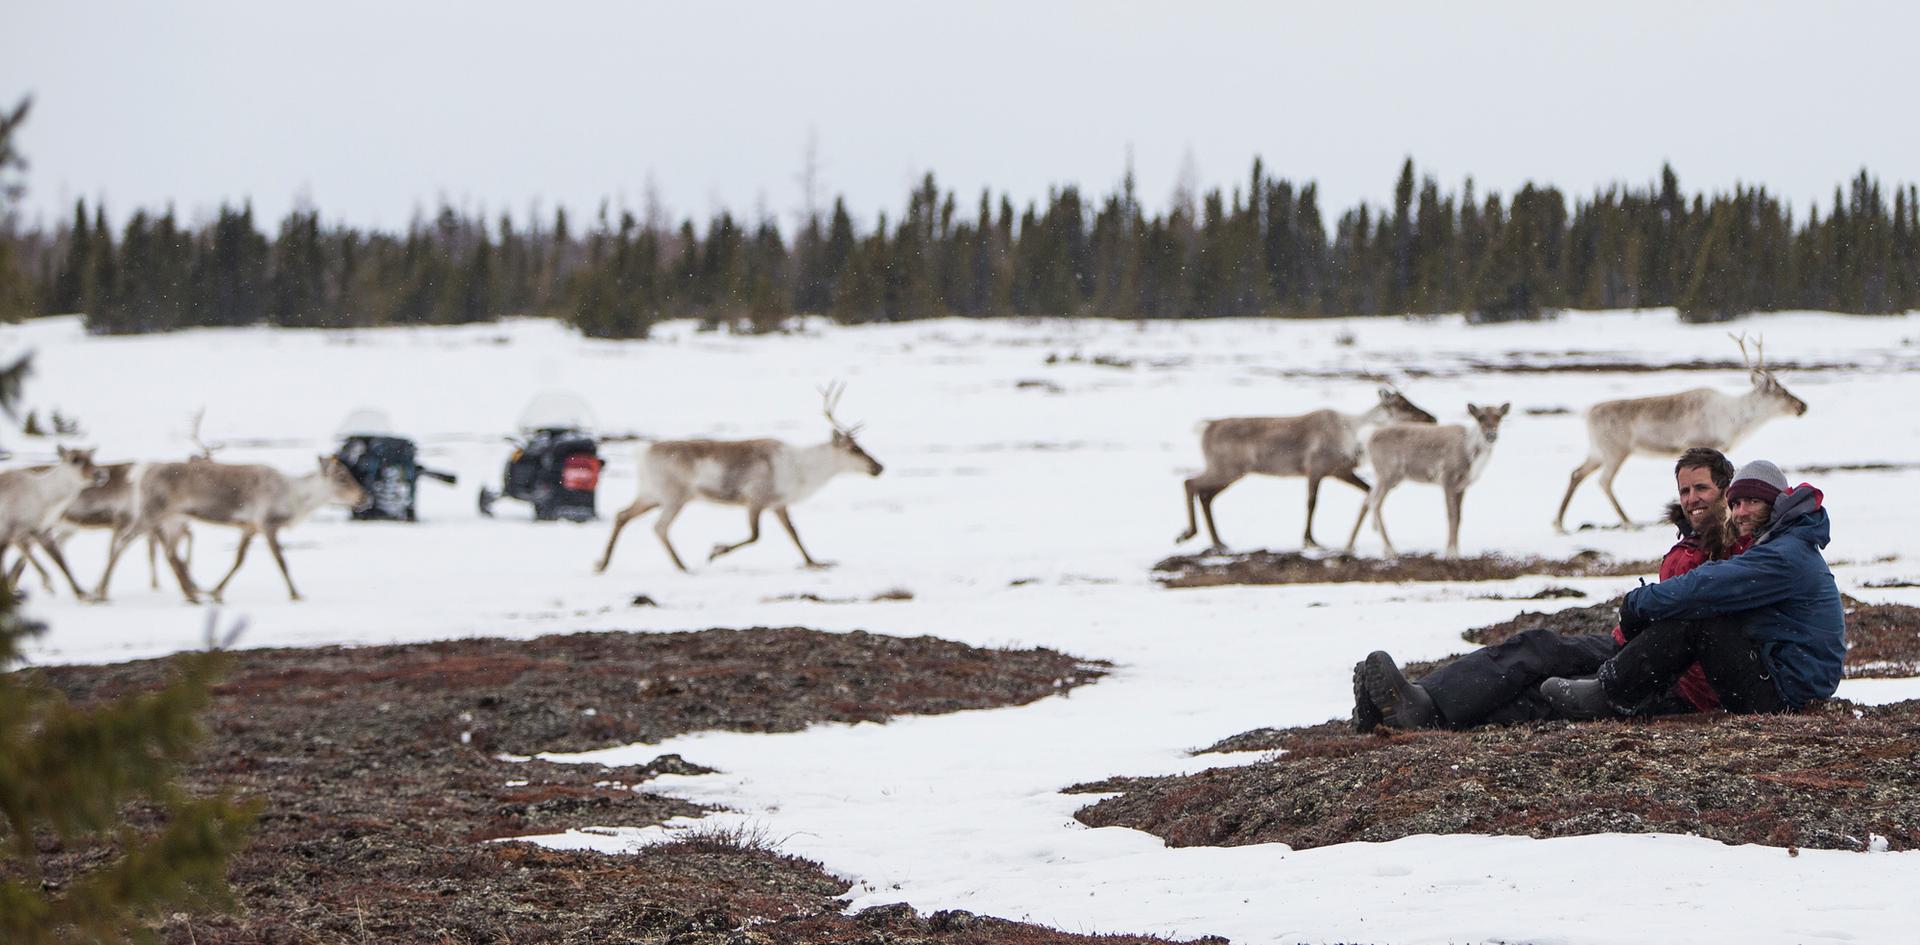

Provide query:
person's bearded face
left=1675, top=465, right=1724, bottom=530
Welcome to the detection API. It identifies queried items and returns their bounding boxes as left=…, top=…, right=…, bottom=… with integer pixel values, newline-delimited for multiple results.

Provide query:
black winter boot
left=1351, top=660, right=1384, bottom=733
left=1360, top=651, right=1439, bottom=730
left=1540, top=677, right=1614, bottom=720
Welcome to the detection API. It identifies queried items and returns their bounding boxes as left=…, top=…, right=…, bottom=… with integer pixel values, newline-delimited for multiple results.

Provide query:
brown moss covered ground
left=1071, top=702, right=1920, bottom=853
left=12, top=628, right=1214, bottom=944
left=1073, top=596, right=1920, bottom=856
left=1153, top=549, right=1658, bottom=588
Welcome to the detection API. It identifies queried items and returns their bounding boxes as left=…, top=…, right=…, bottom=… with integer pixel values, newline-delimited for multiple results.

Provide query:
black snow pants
left=1599, top=617, right=1785, bottom=714
left=1419, top=629, right=1620, bottom=728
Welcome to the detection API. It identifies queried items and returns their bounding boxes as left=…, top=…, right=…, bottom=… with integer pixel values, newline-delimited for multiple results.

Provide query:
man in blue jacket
left=1543, top=460, right=1846, bottom=717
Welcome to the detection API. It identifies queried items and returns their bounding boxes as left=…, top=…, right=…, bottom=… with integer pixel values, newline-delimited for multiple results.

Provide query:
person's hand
left=1618, top=594, right=1652, bottom=638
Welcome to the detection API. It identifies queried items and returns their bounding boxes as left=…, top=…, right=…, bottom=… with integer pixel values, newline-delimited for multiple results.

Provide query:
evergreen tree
left=1677, top=199, right=1750, bottom=322
left=191, top=204, right=269, bottom=328
left=0, top=97, right=32, bottom=322
left=49, top=200, right=94, bottom=317
left=741, top=216, right=788, bottom=332
left=0, top=357, right=256, bottom=943
left=1388, top=157, right=1416, bottom=312
left=89, top=205, right=118, bottom=320
left=268, top=209, right=327, bottom=327
left=455, top=228, right=495, bottom=323
left=833, top=213, right=890, bottom=324
left=9, top=139, right=1920, bottom=329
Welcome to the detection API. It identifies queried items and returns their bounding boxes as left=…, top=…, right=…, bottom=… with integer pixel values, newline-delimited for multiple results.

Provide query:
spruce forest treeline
left=5, top=158, right=1919, bottom=335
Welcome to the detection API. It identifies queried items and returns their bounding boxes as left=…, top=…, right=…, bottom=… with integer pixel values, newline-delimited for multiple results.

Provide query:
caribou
left=1553, top=334, right=1807, bottom=533
left=0, top=447, right=104, bottom=597
left=59, top=464, right=189, bottom=597
left=1176, top=387, right=1437, bottom=552
left=1359, top=402, right=1510, bottom=559
left=101, top=457, right=367, bottom=603
left=596, top=384, right=885, bottom=574
left=7, top=462, right=187, bottom=599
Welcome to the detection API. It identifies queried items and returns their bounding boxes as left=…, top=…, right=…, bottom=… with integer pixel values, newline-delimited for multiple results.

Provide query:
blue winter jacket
left=1622, top=487, right=1845, bottom=708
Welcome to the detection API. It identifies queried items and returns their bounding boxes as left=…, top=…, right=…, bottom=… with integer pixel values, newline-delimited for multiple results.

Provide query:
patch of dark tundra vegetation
left=1070, top=701, right=1920, bottom=853
left=1420, top=593, right=1920, bottom=679
left=1791, top=461, right=1920, bottom=476
left=18, top=628, right=1120, bottom=944
left=1074, top=595, right=1920, bottom=855
left=1153, top=549, right=1657, bottom=588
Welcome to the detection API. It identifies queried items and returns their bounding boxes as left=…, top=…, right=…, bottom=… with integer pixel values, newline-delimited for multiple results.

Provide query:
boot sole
left=1361, top=650, right=1437, bottom=730
left=1351, top=660, right=1383, bottom=733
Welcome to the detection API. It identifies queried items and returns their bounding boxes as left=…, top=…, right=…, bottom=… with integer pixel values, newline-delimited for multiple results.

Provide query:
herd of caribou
left=1176, top=333, right=1807, bottom=557
left=0, top=451, right=368, bottom=604
left=0, top=336, right=1808, bottom=603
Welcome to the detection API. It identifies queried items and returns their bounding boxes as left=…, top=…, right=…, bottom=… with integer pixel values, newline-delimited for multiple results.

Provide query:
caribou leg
left=1554, top=456, right=1603, bottom=534
left=1176, top=479, right=1202, bottom=544
left=1444, top=486, right=1465, bottom=559
left=156, top=525, right=203, bottom=604
left=1596, top=458, right=1635, bottom=528
left=262, top=528, right=302, bottom=601
left=209, top=528, right=257, bottom=603
left=775, top=507, right=832, bottom=569
left=1303, top=475, right=1325, bottom=549
left=596, top=499, right=659, bottom=573
left=1335, top=468, right=1373, bottom=554
left=1189, top=478, right=1235, bottom=552
left=651, top=499, right=691, bottom=572
left=710, top=506, right=765, bottom=562
left=9, top=540, right=53, bottom=593
left=1175, top=468, right=1236, bottom=549
left=1368, top=479, right=1401, bottom=558
left=32, top=534, right=89, bottom=599
left=147, top=530, right=161, bottom=590
left=94, top=525, right=140, bottom=601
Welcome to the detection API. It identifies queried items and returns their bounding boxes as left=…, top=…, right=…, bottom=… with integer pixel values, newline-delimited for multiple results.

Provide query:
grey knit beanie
left=1727, top=459, right=1789, bottom=505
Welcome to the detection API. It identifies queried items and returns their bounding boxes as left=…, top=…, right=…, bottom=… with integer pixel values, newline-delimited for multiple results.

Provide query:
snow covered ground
left=9, top=309, right=1920, bottom=944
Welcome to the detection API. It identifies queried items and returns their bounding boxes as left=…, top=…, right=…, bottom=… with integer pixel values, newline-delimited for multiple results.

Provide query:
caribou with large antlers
left=596, top=383, right=885, bottom=574
left=1176, top=387, right=1437, bottom=551
left=1553, top=333, right=1807, bottom=533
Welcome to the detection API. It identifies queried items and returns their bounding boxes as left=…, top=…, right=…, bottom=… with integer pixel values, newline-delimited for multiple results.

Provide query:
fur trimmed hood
left=1666, top=498, right=1735, bottom=560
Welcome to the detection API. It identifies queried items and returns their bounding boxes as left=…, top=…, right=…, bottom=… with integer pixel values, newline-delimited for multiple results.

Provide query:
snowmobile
left=334, top=409, right=456, bottom=522
left=477, top=391, right=604, bottom=522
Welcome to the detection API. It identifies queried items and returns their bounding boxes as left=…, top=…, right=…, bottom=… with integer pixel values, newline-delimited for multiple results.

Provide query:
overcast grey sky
left=4, top=1, right=1917, bottom=233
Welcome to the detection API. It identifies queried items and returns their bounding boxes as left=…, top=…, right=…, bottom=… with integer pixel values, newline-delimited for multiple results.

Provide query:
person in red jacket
left=1633, top=478, right=1753, bottom=713
left=1354, top=447, right=1742, bottom=732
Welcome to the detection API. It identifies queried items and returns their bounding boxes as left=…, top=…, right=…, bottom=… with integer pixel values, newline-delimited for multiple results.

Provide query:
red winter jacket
left=1611, top=506, right=1753, bottom=711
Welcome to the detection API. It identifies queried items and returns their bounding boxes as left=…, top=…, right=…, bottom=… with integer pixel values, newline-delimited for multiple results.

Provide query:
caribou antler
left=1728, top=331, right=1770, bottom=374
left=188, top=407, right=221, bottom=459
left=1728, top=332, right=1753, bottom=372
left=819, top=381, right=864, bottom=437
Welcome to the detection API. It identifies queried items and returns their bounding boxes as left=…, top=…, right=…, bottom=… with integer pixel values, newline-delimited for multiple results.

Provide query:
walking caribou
left=596, top=384, right=885, bottom=574
left=1176, top=387, right=1437, bottom=552
left=6, top=462, right=187, bottom=599
left=1360, top=403, right=1510, bottom=558
left=0, top=446, right=105, bottom=597
left=1553, top=334, right=1807, bottom=533
left=102, top=457, right=367, bottom=603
